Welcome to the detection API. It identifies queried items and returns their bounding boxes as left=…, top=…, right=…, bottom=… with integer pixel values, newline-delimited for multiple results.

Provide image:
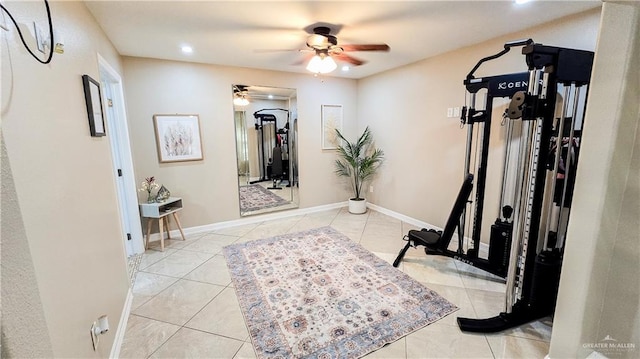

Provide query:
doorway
left=98, top=54, right=144, bottom=257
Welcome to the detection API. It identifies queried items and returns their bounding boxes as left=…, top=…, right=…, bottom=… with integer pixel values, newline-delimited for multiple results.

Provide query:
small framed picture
left=82, top=75, right=106, bottom=137
left=321, top=104, right=343, bottom=149
left=153, top=114, right=204, bottom=163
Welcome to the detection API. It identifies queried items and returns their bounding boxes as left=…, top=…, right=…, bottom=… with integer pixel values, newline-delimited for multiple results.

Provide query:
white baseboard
left=366, top=202, right=490, bottom=254
left=110, top=288, right=133, bottom=359
left=146, top=200, right=490, bottom=254
left=366, top=202, right=439, bottom=230
left=146, top=202, right=348, bottom=242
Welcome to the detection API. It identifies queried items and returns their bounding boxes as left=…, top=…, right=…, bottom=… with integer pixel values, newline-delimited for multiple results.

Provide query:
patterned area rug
left=239, top=184, right=288, bottom=212
left=223, top=227, right=458, bottom=359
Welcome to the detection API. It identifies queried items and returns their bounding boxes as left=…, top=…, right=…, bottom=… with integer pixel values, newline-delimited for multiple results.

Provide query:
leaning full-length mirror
left=233, top=85, right=299, bottom=216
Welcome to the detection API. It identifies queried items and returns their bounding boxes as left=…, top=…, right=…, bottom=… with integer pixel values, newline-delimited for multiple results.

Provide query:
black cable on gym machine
left=250, top=108, right=290, bottom=189
left=393, top=39, right=594, bottom=333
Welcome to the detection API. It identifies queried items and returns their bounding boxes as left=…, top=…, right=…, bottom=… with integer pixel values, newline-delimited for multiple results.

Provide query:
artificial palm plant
left=334, top=126, right=384, bottom=202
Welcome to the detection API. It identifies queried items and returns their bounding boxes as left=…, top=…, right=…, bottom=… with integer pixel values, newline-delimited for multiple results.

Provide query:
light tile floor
left=120, top=208, right=552, bottom=358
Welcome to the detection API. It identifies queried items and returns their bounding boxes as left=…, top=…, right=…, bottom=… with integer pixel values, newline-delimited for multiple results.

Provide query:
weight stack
left=488, top=220, right=512, bottom=276
left=529, top=250, right=563, bottom=315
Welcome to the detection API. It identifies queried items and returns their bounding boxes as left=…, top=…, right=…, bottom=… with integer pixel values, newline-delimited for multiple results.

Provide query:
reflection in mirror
left=233, top=85, right=299, bottom=216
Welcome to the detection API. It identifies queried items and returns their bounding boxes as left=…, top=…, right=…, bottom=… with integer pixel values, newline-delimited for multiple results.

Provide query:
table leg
left=172, top=212, right=186, bottom=241
left=158, top=216, right=165, bottom=252
left=145, top=218, right=153, bottom=250
left=164, top=216, right=172, bottom=240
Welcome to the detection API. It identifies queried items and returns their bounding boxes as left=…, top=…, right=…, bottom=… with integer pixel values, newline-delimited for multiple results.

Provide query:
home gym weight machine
left=393, top=39, right=593, bottom=332
left=392, top=70, right=533, bottom=278
left=251, top=108, right=290, bottom=189
left=393, top=40, right=539, bottom=278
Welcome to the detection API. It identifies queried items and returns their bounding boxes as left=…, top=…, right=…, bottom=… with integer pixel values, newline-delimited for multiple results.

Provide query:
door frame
left=98, top=54, right=144, bottom=255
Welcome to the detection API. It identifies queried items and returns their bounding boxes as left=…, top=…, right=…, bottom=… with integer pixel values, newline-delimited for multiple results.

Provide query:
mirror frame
left=232, top=84, right=298, bottom=216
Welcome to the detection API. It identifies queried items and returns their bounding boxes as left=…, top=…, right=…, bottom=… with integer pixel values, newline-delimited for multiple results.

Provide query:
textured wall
left=595, top=2, right=640, bottom=348
left=550, top=2, right=640, bottom=357
left=1, top=1, right=130, bottom=357
left=1, top=139, right=54, bottom=359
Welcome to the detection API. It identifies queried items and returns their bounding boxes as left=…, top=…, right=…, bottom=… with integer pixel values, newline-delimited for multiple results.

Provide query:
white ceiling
left=85, top=1, right=601, bottom=79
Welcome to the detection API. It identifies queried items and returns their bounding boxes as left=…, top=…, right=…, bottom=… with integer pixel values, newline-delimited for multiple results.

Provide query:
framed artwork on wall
left=153, top=114, right=204, bottom=163
left=82, top=74, right=106, bottom=137
left=321, top=104, right=343, bottom=149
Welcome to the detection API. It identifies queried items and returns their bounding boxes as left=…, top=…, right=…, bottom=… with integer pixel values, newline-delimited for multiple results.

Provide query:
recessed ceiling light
left=341, top=65, right=350, bottom=72
left=268, top=95, right=274, bottom=99
left=181, top=45, right=193, bottom=53
left=514, top=0, right=531, bottom=4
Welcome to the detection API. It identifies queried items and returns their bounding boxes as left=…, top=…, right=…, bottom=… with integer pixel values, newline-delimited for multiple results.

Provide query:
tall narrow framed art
left=82, top=74, right=106, bottom=137
left=321, top=104, right=343, bottom=150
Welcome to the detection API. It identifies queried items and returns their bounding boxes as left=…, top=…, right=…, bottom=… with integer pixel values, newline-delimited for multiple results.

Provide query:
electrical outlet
left=453, top=107, right=461, bottom=117
left=369, top=185, right=374, bottom=193
left=447, top=108, right=453, bottom=118
left=33, top=22, right=47, bottom=54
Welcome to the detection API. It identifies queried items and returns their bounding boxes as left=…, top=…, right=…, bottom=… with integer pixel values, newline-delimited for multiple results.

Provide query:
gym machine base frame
left=457, top=302, right=544, bottom=333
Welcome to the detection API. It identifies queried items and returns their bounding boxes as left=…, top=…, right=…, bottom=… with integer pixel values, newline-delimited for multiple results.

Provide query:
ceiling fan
left=257, top=23, right=390, bottom=74
left=233, top=84, right=250, bottom=106
left=303, top=25, right=390, bottom=73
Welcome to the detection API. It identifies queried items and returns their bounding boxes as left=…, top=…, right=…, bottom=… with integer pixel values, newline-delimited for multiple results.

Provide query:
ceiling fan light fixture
left=233, top=95, right=249, bottom=106
left=306, top=54, right=337, bottom=74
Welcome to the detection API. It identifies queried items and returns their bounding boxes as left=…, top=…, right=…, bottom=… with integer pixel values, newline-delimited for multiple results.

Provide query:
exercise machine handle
left=466, top=39, right=533, bottom=81
left=503, top=39, right=534, bottom=49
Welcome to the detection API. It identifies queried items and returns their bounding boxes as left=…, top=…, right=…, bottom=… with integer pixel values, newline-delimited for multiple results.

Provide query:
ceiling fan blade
left=254, top=48, right=305, bottom=53
left=340, top=44, right=390, bottom=52
left=333, top=53, right=366, bottom=66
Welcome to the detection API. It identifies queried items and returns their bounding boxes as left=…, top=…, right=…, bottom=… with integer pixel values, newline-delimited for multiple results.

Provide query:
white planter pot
left=348, top=198, right=367, bottom=214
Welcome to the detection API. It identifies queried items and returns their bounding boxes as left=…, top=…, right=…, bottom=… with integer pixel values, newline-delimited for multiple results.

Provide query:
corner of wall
left=549, top=2, right=640, bottom=357
left=1, top=137, right=54, bottom=358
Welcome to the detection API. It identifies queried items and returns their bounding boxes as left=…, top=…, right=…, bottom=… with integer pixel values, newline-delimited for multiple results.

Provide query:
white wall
left=122, top=57, right=358, bottom=228
left=549, top=2, right=640, bottom=357
left=1, top=1, right=130, bottom=357
left=357, top=9, right=601, bottom=235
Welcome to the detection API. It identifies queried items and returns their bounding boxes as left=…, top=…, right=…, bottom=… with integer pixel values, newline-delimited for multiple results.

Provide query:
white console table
left=139, top=197, right=186, bottom=251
